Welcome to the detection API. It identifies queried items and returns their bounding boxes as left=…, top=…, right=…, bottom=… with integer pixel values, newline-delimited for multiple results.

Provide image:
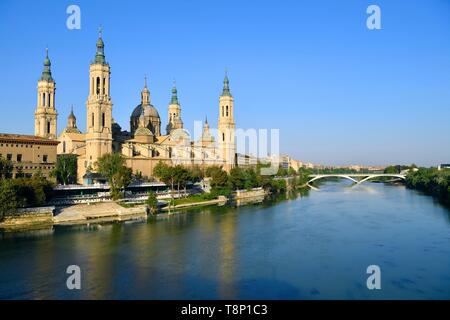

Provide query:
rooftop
left=0, top=133, right=60, bottom=145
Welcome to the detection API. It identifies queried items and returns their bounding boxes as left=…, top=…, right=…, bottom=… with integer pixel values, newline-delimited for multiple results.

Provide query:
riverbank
left=0, top=187, right=280, bottom=230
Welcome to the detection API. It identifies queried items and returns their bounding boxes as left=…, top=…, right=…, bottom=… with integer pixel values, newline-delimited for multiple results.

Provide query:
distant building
left=289, top=159, right=302, bottom=171
left=438, top=164, right=450, bottom=170
left=0, top=133, right=59, bottom=179
left=237, top=153, right=258, bottom=168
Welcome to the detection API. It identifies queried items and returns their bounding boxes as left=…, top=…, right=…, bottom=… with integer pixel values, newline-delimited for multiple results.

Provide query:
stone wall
left=234, top=188, right=267, bottom=199
left=0, top=206, right=54, bottom=228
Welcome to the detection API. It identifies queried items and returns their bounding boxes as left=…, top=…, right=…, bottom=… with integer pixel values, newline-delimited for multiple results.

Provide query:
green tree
left=51, top=154, right=78, bottom=185
left=229, top=167, right=245, bottom=190
left=277, top=167, right=289, bottom=177
left=384, top=166, right=399, bottom=174
left=210, top=167, right=228, bottom=188
left=173, top=165, right=190, bottom=196
left=0, top=180, right=17, bottom=221
left=146, top=191, right=158, bottom=214
left=153, top=161, right=176, bottom=192
left=96, top=153, right=132, bottom=200
left=0, top=158, right=13, bottom=180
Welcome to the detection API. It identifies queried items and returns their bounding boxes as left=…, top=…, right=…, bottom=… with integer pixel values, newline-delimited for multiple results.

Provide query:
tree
left=146, top=191, right=158, bottom=214
left=153, top=161, right=176, bottom=192
left=229, top=167, right=245, bottom=190
left=173, top=165, right=190, bottom=196
left=189, top=165, right=204, bottom=183
left=0, top=158, right=13, bottom=180
left=277, top=167, right=289, bottom=177
left=0, top=180, right=17, bottom=221
left=384, top=166, right=399, bottom=174
left=210, top=167, right=228, bottom=189
left=51, top=154, right=78, bottom=185
left=96, top=153, right=132, bottom=200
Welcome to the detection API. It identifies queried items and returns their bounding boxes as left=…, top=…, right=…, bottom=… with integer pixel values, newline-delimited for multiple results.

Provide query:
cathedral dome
left=131, top=104, right=160, bottom=119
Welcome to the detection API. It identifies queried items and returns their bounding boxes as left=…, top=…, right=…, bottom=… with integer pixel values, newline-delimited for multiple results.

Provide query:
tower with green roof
left=34, top=48, right=58, bottom=139
left=218, top=70, right=236, bottom=171
left=85, top=28, right=113, bottom=169
left=166, top=80, right=184, bottom=134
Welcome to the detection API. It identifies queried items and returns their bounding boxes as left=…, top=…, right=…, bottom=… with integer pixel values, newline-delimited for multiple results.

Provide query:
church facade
left=36, top=32, right=236, bottom=184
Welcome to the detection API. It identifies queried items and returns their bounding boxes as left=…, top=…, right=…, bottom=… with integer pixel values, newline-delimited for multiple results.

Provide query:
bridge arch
left=307, top=174, right=406, bottom=186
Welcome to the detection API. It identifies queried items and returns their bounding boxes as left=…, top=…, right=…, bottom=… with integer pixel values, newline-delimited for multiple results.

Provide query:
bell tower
left=35, top=48, right=58, bottom=139
left=85, top=29, right=113, bottom=168
left=217, top=71, right=236, bottom=172
left=166, top=81, right=183, bottom=134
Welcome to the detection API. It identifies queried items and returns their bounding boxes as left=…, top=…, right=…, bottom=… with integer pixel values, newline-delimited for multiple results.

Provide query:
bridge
left=307, top=173, right=405, bottom=188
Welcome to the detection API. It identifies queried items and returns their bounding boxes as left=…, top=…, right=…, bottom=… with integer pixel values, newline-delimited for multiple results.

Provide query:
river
left=1, top=180, right=450, bottom=299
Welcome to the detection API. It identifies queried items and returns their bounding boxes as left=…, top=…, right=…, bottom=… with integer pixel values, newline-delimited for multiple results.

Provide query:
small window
left=222, top=133, right=225, bottom=142
left=103, top=78, right=106, bottom=94
left=7, top=154, right=12, bottom=161
left=47, top=121, right=51, bottom=134
left=102, top=113, right=105, bottom=127
left=96, top=77, right=101, bottom=94
left=17, top=154, right=22, bottom=162
left=226, top=105, right=229, bottom=116
left=43, top=155, right=48, bottom=163
left=91, top=113, right=94, bottom=127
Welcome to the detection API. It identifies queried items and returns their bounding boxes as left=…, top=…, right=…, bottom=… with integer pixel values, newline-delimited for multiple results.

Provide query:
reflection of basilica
left=33, top=31, right=237, bottom=183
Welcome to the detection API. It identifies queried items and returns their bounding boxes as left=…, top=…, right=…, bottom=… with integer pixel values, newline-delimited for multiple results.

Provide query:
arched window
left=47, top=121, right=51, bottom=134
left=96, top=77, right=100, bottom=94
left=103, top=78, right=106, bottom=95
left=226, top=105, right=229, bottom=116
left=222, top=106, right=224, bottom=117
left=222, top=133, right=225, bottom=142
left=102, top=113, right=105, bottom=127
left=43, top=93, right=46, bottom=107
left=91, top=113, right=94, bottom=127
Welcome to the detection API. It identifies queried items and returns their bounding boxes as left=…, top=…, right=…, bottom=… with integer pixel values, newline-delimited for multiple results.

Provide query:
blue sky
left=1, top=0, right=450, bottom=166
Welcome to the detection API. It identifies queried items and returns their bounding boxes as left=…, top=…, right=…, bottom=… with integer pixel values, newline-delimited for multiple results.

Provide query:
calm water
left=1, top=181, right=450, bottom=299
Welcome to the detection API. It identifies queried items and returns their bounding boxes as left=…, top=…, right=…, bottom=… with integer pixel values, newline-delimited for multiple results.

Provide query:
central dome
left=130, top=104, right=161, bottom=136
left=131, top=104, right=160, bottom=118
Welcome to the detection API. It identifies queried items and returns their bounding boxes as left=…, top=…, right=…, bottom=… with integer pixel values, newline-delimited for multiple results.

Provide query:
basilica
left=34, top=32, right=236, bottom=184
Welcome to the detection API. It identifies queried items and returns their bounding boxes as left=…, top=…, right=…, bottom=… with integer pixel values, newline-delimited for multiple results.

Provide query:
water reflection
left=1, top=181, right=450, bottom=299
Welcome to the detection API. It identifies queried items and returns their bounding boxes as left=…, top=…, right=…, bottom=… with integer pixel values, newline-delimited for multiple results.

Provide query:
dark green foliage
left=406, top=168, right=450, bottom=206
left=0, top=176, right=54, bottom=220
left=96, top=153, right=132, bottom=200
left=51, top=154, right=78, bottom=185
left=146, top=191, right=158, bottom=214
left=0, top=158, right=13, bottom=180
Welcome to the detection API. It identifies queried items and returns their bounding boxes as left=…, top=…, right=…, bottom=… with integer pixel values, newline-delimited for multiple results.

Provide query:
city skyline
left=1, top=0, right=450, bottom=166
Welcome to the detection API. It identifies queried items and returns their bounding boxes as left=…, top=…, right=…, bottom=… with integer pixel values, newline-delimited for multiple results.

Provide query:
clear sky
left=1, top=0, right=450, bottom=167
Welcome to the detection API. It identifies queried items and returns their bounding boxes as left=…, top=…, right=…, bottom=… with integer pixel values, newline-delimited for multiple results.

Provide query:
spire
left=66, top=105, right=80, bottom=132
left=222, top=69, right=231, bottom=97
left=205, top=115, right=208, bottom=125
left=170, top=80, right=179, bottom=105
left=40, top=48, right=53, bottom=81
left=69, top=105, right=75, bottom=119
left=94, top=26, right=106, bottom=64
left=141, top=75, right=150, bottom=105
